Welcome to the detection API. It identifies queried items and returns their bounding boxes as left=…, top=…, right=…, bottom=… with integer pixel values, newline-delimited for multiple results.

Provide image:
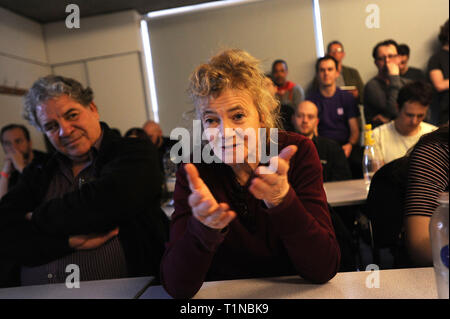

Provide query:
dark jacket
left=0, top=122, right=169, bottom=287
left=312, top=135, right=352, bottom=182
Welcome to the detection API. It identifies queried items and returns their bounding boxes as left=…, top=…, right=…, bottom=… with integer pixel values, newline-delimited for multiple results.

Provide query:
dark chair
left=363, top=156, right=412, bottom=268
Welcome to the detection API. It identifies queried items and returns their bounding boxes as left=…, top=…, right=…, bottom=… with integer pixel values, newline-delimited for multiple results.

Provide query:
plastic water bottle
left=362, top=124, right=384, bottom=191
left=430, top=192, right=449, bottom=299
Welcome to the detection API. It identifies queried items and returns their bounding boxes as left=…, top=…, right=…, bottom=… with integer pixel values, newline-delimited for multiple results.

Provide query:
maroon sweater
left=161, top=131, right=340, bottom=298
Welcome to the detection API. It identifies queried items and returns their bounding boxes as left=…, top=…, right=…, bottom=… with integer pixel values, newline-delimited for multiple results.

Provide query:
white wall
left=0, top=7, right=50, bottom=165
left=44, top=10, right=152, bottom=135
left=320, top=0, right=449, bottom=83
left=147, top=0, right=317, bottom=135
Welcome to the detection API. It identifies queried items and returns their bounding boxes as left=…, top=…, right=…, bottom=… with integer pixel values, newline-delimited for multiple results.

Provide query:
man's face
left=318, top=59, right=339, bottom=87
left=396, top=101, right=428, bottom=134
left=293, top=101, right=319, bottom=138
left=272, top=62, right=288, bottom=87
left=328, top=44, right=345, bottom=64
left=143, top=123, right=163, bottom=148
left=1, top=128, right=32, bottom=159
left=398, top=54, right=409, bottom=75
left=375, top=44, right=399, bottom=74
left=36, top=94, right=101, bottom=163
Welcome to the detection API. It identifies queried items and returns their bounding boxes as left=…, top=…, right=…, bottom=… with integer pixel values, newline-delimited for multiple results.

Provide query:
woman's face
left=200, top=88, right=263, bottom=166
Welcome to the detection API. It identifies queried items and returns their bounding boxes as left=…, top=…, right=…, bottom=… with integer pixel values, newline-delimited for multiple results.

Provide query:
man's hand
left=6, top=148, right=26, bottom=173
left=386, top=61, right=400, bottom=76
left=372, top=114, right=390, bottom=124
left=185, top=163, right=236, bottom=230
left=342, top=143, right=353, bottom=158
left=1, top=159, right=14, bottom=175
left=69, top=228, right=119, bottom=250
left=349, top=88, right=359, bottom=99
left=249, top=145, right=297, bottom=208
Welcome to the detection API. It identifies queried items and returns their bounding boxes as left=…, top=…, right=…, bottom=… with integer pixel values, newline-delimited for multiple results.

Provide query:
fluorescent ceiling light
left=146, top=0, right=264, bottom=20
left=140, top=19, right=159, bottom=122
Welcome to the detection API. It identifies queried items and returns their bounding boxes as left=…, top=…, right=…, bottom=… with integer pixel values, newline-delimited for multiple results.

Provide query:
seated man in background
left=293, top=100, right=351, bottom=182
left=327, top=40, right=365, bottom=104
left=271, top=59, right=305, bottom=111
left=364, top=39, right=410, bottom=127
left=307, top=56, right=360, bottom=157
left=373, top=81, right=437, bottom=165
left=0, top=75, right=168, bottom=287
left=0, top=124, right=48, bottom=200
left=397, top=44, right=426, bottom=82
left=307, top=55, right=362, bottom=178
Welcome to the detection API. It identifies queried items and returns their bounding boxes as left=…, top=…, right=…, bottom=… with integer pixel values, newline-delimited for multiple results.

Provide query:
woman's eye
left=204, top=118, right=217, bottom=125
left=233, top=113, right=245, bottom=121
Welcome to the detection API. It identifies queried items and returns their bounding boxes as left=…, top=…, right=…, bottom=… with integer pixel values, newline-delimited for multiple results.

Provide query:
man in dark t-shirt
left=307, top=55, right=363, bottom=179
left=306, top=56, right=360, bottom=157
left=397, top=44, right=426, bottom=82
left=427, top=20, right=449, bottom=125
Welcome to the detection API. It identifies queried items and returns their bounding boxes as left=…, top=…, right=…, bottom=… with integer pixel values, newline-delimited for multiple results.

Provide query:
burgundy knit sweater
left=161, top=131, right=340, bottom=298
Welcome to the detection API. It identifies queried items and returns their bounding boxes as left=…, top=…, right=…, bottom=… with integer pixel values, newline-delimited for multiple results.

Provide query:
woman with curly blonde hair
left=161, top=49, right=340, bottom=298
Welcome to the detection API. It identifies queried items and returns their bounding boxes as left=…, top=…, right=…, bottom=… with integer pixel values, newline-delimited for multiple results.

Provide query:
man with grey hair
left=0, top=75, right=168, bottom=287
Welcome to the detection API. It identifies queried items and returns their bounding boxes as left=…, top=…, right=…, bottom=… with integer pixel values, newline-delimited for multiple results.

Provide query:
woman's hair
left=188, top=49, right=281, bottom=130
left=23, top=75, right=94, bottom=130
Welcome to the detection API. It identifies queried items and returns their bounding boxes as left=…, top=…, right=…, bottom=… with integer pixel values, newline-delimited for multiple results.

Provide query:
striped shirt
left=404, top=139, right=449, bottom=217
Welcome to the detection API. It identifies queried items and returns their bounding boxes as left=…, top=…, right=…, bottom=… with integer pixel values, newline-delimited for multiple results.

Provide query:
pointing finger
left=185, top=163, right=203, bottom=191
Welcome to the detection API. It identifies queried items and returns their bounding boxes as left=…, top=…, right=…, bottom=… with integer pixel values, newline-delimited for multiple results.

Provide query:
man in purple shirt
left=307, top=55, right=360, bottom=158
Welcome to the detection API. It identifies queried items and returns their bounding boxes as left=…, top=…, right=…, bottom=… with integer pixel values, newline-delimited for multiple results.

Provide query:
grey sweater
left=363, top=75, right=410, bottom=126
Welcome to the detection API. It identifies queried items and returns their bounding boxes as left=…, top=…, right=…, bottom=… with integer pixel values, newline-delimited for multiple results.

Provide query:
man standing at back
left=271, top=59, right=305, bottom=111
left=397, top=44, right=426, bottom=82
left=327, top=41, right=365, bottom=105
left=364, top=39, right=410, bottom=127
left=373, top=81, right=437, bottom=165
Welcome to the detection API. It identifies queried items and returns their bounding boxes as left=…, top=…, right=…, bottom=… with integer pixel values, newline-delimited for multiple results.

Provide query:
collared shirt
left=20, top=130, right=128, bottom=286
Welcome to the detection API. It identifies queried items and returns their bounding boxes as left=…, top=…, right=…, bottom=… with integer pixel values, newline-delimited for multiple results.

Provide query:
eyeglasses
left=376, top=54, right=398, bottom=61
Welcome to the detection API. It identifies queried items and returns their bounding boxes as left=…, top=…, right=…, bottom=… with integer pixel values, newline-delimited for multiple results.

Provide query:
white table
left=139, top=267, right=437, bottom=299
left=0, top=276, right=154, bottom=299
left=323, top=179, right=368, bottom=207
